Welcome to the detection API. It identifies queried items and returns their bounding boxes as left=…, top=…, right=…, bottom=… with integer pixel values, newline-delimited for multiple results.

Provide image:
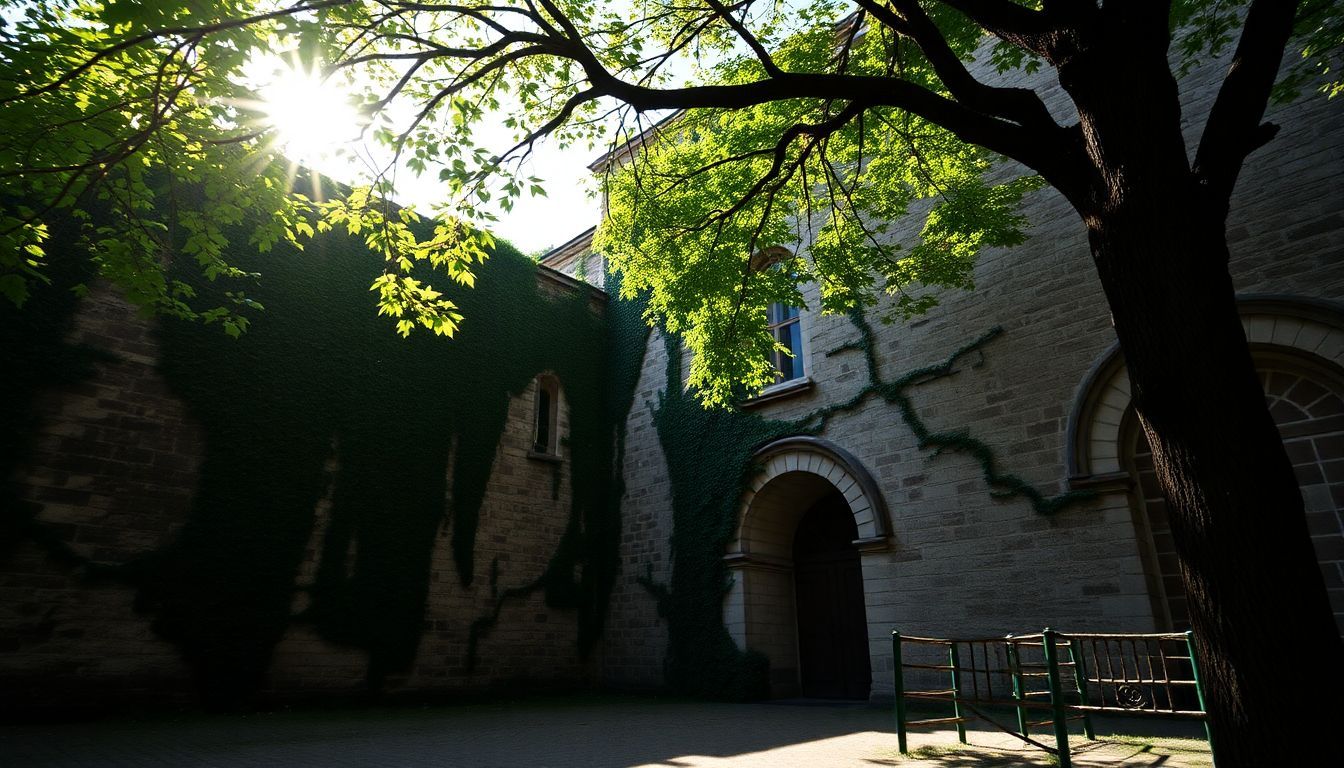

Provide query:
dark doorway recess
left=793, top=490, right=871, bottom=700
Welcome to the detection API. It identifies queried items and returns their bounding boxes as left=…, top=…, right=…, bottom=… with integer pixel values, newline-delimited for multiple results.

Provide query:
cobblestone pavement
left=0, top=696, right=1212, bottom=767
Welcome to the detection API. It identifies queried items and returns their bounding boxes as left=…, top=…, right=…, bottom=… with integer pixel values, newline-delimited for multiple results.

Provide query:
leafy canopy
left=595, top=20, right=1045, bottom=403
left=1, top=0, right=1340, bottom=400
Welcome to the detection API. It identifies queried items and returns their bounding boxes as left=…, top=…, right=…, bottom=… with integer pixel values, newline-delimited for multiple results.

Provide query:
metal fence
left=892, top=628, right=1211, bottom=768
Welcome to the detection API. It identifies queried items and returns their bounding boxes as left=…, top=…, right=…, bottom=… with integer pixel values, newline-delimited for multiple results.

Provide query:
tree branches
left=1, top=0, right=358, bottom=107
left=0, top=0, right=1335, bottom=362
left=1193, top=0, right=1302, bottom=209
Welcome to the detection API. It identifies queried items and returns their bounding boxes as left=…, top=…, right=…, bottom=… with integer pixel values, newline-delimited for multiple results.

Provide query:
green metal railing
left=892, top=629, right=1212, bottom=768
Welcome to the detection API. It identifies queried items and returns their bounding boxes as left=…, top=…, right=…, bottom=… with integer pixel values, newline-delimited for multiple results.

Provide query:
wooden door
left=793, top=491, right=871, bottom=699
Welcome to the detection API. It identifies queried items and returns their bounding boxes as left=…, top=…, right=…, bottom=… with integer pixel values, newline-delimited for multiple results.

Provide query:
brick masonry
left=2, top=285, right=205, bottom=710
left=1, top=271, right=596, bottom=713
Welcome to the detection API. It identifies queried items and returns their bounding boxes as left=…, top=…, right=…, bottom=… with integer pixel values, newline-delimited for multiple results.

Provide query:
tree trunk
left=1046, top=11, right=1344, bottom=758
left=1089, top=186, right=1344, bottom=765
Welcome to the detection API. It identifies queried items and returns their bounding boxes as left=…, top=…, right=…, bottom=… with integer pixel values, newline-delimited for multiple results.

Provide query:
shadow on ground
left=0, top=694, right=1212, bottom=767
left=864, top=735, right=1213, bottom=767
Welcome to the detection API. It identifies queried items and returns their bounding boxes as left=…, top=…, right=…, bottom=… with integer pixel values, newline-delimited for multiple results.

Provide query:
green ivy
left=150, top=217, right=634, bottom=707
left=640, top=310, right=1093, bottom=699
left=0, top=207, right=105, bottom=562
left=643, top=330, right=802, bottom=700
left=466, top=268, right=649, bottom=667
left=2, top=196, right=1092, bottom=711
left=805, top=313, right=1097, bottom=515
left=2, top=190, right=633, bottom=710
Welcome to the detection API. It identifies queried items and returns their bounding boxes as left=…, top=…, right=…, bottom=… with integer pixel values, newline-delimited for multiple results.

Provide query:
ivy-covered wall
left=0, top=204, right=638, bottom=713
left=620, top=311, right=1093, bottom=701
left=5, top=64, right=1340, bottom=710
left=600, top=64, right=1344, bottom=701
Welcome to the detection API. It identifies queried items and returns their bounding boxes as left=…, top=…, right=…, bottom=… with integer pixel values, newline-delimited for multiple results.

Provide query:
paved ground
left=0, top=696, right=1212, bottom=767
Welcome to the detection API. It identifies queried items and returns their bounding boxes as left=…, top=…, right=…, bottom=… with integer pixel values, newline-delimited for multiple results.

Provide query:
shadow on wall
left=1, top=198, right=629, bottom=711
left=642, top=314, right=1095, bottom=702
left=0, top=208, right=103, bottom=567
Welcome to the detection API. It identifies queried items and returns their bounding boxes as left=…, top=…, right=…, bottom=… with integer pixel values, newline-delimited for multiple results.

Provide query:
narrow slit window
left=533, top=375, right=561, bottom=457
left=534, top=388, right=551, bottom=453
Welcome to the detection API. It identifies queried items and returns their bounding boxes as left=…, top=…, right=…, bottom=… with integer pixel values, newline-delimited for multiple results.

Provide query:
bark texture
left=1093, top=198, right=1344, bottom=766
left=1052, top=8, right=1344, bottom=763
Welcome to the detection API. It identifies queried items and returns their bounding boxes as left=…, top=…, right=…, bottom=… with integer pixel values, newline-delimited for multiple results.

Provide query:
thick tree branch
left=937, top=0, right=1051, bottom=31
left=1193, top=0, right=1302, bottom=207
left=533, top=0, right=585, bottom=43
left=572, top=52, right=1054, bottom=174
left=936, top=0, right=1060, bottom=54
left=865, top=0, right=1059, bottom=133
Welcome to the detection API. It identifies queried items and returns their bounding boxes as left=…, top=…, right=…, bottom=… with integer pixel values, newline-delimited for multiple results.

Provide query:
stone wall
left=2, top=286, right=204, bottom=710
left=1, top=266, right=599, bottom=715
left=597, top=55, right=1344, bottom=698
left=595, top=329, right=673, bottom=689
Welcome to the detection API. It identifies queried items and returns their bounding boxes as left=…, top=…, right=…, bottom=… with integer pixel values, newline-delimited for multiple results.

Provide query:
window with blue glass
left=767, top=303, right=805, bottom=383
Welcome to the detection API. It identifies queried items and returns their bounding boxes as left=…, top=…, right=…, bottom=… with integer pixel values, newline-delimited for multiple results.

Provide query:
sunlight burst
left=251, top=56, right=362, bottom=165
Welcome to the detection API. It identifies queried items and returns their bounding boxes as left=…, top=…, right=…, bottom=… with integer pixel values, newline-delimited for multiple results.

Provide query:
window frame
left=742, top=302, right=813, bottom=408
left=767, top=302, right=806, bottom=384
left=529, top=374, right=563, bottom=461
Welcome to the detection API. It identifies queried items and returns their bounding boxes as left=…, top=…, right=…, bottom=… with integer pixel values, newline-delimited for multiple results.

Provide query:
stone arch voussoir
left=1066, top=295, right=1344, bottom=487
left=731, top=436, right=891, bottom=557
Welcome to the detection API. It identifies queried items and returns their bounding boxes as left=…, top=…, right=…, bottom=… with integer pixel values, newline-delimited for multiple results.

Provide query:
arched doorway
left=793, top=490, right=871, bottom=699
left=722, top=437, right=890, bottom=699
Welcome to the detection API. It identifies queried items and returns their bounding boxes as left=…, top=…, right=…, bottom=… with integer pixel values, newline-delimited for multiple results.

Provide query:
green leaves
left=2, top=0, right=1339, bottom=365
left=596, top=25, right=1041, bottom=407
left=0, top=0, right=485, bottom=339
left=1275, top=0, right=1344, bottom=101
left=2, top=0, right=282, bottom=322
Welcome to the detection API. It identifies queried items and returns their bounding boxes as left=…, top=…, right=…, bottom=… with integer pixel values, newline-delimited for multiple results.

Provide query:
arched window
left=1067, top=298, right=1344, bottom=634
left=532, top=375, right=561, bottom=458
left=1125, top=351, right=1344, bottom=632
